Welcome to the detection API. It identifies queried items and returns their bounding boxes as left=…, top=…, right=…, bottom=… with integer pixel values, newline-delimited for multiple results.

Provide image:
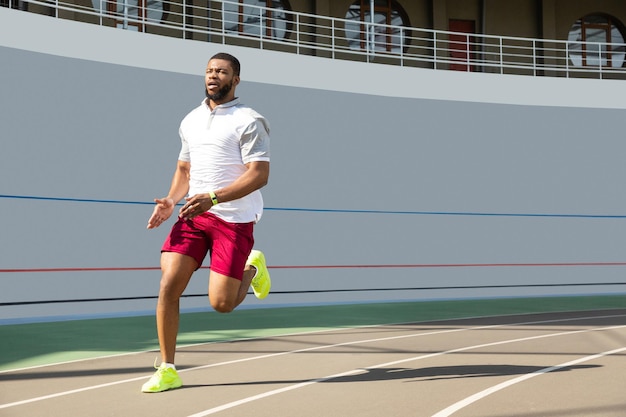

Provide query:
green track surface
left=1, top=295, right=625, bottom=372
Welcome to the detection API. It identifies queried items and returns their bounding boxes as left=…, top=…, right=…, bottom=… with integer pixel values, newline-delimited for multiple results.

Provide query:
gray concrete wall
left=1, top=8, right=626, bottom=323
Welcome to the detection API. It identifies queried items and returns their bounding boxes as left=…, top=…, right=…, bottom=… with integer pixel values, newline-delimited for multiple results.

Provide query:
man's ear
left=233, top=75, right=241, bottom=87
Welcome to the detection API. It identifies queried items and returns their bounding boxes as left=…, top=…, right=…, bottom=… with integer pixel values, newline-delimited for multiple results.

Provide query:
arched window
left=344, top=0, right=410, bottom=53
left=568, top=14, right=626, bottom=68
left=224, top=0, right=292, bottom=40
left=91, top=0, right=168, bottom=32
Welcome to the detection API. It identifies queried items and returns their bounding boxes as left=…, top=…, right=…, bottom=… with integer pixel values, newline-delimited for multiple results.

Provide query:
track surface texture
left=1, top=297, right=625, bottom=417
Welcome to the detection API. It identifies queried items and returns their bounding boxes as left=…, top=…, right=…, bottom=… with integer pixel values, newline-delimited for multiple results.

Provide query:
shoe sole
left=141, top=381, right=183, bottom=393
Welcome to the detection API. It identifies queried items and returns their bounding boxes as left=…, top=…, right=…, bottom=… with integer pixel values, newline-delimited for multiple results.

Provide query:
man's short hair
left=210, top=52, right=241, bottom=76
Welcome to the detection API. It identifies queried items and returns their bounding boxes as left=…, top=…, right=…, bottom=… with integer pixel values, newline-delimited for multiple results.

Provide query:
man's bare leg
left=157, top=252, right=197, bottom=364
left=208, top=264, right=256, bottom=313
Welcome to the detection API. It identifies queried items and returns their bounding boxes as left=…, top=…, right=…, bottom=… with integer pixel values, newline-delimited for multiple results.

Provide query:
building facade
left=6, top=0, right=626, bottom=77
left=1, top=1, right=626, bottom=323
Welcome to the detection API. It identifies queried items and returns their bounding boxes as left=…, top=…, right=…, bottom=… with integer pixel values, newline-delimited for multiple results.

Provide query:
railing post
left=368, top=0, right=374, bottom=63
left=366, top=24, right=371, bottom=63
left=499, top=37, right=503, bottom=74
left=258, top=6, right=263, bottom=49
left=565, top=41, right=570, bottom=78
left=330, top=18, right=335, bottom=59
left=295, top=12, right=299, bottom=55
left=599, top=44, right=603, bottom=79
left=533, top=39, right=536, bottom=76
left=221, top=0, right=225, bottom=43
left=400, top=27, right=404, bottom=66
left=466, top=33, right=470, bottom=72
left=122, top=0, right=128, bottom=29
left=182, top=0, right=186, bottom=39
left=433, top=31, right=437, bottom=70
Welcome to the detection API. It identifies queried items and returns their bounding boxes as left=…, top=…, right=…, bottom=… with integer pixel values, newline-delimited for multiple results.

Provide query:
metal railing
left=5, top=0, right=626, bottom=79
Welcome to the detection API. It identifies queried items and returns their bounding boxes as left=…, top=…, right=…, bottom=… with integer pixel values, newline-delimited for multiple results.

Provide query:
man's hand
left=179, top=194, right=213, bottom=220
left=147, top=197, right=176, bottom=229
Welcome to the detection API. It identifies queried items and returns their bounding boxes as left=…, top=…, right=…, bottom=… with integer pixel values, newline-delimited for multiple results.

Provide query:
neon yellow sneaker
left=248, top=250, right=271, bottom=299
left=141, top=363, right=183, bottom=393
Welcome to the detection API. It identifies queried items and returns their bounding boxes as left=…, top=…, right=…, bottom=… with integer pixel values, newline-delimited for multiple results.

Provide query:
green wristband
left=209, top=191, right=219, bottom=205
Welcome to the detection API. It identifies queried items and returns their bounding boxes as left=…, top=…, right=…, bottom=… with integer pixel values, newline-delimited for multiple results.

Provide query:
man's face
left=205, top=59, right=239, bottom=103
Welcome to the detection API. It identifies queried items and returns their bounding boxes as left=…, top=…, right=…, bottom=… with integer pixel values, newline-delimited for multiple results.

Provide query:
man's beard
left=205, top=80, right=233, bottom=102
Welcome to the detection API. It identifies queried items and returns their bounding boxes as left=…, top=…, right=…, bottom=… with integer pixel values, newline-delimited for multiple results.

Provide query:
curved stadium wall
left=1, top=7, right=626, bottom=323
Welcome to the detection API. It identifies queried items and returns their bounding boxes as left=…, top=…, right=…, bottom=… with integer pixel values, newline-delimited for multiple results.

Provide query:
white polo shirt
left=178, top=98, right=270, bottom=223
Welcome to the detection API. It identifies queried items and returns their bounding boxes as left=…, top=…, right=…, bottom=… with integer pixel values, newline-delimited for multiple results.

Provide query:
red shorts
left=161, top=212, right=254, bottom=280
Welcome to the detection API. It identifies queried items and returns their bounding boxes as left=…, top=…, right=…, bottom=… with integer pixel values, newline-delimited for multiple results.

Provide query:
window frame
left=568, top=13, right=626, bottom=68
left=345, top=0, right=411, bottom=54
left=224, top=0, right=293, bottom=41
left=93, top=0, right=169, bottom=32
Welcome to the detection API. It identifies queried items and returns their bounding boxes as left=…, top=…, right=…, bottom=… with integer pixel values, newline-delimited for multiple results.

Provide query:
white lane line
left=1, top=314, right=624, bottom=411
left=0, top=324, right=471, bottom=410
left=185, top=369, right=364, bottom=417
left=1, top=309, right=606, bottom=375
left=0, top=326, right=472, bottom=409
left=431, top=344, right=626, bottom=417
left=184, top=322, right=626, bottom=417
left=0, top=377, right=149, bottom=409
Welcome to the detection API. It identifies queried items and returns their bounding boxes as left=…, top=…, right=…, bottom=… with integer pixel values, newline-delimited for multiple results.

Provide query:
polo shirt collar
left=203, top=97, right=240, bottom=111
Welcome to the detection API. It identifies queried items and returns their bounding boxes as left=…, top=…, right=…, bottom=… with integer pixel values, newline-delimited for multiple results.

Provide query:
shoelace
left=250, top=268, right=262, bottom=285
left=251, top=276, right=264, bottom=289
